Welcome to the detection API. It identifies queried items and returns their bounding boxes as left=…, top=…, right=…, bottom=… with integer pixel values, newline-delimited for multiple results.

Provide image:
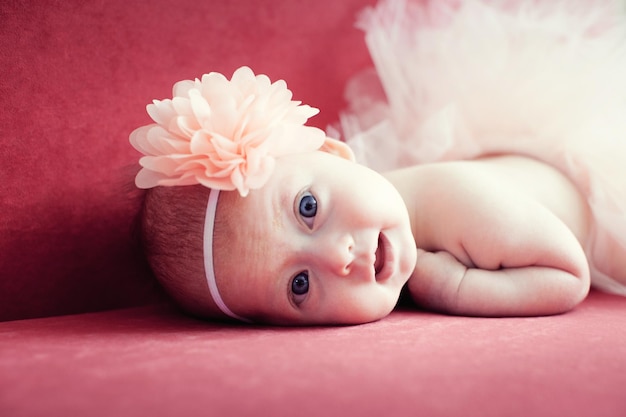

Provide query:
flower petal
left=147, top=99, right=176, bottom=126
left=130, top=66, right=329, bottom=192
left=189, top=89, right=212, bottom=127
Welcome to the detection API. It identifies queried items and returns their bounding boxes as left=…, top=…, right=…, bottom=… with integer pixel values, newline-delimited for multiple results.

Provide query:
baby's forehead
left=216, top=188, right=282, bottom=274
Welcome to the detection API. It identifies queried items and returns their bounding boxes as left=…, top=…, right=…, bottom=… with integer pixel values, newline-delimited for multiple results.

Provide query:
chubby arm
left=408, top=248, right=590, bottom=317
left=400, top=159, right=591, bottom=317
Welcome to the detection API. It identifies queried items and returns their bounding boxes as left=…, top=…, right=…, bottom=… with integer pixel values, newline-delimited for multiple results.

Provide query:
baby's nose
left=319, top=234, right=355, bottom=277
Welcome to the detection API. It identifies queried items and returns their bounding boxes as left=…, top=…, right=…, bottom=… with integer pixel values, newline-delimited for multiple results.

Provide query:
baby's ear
left=321, top=137, right=356, bottom=162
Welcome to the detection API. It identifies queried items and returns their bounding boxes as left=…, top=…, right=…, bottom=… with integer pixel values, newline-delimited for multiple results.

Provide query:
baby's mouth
left=374, top=234, right=385, bottom=276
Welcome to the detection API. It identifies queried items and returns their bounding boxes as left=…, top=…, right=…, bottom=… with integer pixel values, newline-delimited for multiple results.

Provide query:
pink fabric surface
left=3, top=2, right=626, bottom=414
left=1, top=290, right=625, bottom=417
left=0, top=0, right=375, bottom=321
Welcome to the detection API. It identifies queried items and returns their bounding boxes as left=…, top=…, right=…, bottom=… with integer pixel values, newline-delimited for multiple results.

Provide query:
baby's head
left=133, top=67, right=417, bottom=325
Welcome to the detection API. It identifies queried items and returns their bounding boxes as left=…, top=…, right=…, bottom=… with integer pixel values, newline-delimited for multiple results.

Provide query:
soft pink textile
left=1, top=291, right=625, bottom=417
left=2, top=1, right=626, bottom=416
left=0, top=0, right=374, bottom=321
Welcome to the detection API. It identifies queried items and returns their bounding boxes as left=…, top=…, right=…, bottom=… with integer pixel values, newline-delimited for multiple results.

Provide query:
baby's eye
left=291, top=271, right=309, bottom=305
left=298, top=192, right=317, bottom=228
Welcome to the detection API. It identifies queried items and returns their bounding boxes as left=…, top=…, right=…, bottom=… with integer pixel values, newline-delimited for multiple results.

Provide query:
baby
left=132, top=66, right=624, bottom=325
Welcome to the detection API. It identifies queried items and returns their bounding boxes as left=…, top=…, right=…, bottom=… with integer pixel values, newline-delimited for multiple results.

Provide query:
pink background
left=1, top=1, right=625, bottom=416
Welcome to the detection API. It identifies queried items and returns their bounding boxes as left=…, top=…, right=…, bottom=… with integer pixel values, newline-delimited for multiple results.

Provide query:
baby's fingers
left=408, top=249, right=467, bottom=311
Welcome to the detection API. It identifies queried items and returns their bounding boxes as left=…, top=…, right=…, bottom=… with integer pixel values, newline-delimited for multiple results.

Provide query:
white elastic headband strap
left=203, top=189, right=252, bottom=323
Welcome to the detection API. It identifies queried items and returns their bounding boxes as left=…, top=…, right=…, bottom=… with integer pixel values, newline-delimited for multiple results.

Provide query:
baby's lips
left=374, top=233, right=384, bottom=275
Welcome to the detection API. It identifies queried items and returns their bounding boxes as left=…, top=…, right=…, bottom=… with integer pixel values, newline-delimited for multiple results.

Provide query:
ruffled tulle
left=339, top=0, right=626, bottom=294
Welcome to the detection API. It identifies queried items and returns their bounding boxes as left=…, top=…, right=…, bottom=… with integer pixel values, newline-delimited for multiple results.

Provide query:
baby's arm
left=409, top=246, right=589, bottom=317
left=397, top=158, right=591, bottom=316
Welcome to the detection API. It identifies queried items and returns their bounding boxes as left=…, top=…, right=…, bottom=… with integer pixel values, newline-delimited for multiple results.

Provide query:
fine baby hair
left=140, top=184, right=211, bottom=319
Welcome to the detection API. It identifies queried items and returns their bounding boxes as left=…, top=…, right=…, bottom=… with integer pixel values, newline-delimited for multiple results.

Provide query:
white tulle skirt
left=339, top=0, right=626, bottom=295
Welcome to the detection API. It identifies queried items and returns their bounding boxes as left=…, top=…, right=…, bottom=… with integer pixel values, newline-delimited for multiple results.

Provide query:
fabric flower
left=130, top=66, right=326, bottom=196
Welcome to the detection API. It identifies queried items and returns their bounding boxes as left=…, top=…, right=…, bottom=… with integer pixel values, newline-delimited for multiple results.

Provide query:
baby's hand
left=408, top=249, right=468, bottom=313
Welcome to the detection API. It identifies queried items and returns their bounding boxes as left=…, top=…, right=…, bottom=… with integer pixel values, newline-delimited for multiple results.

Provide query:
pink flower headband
left=130, top=66, right=326, bottom=196
left=131, top=66, right=338, bottom=322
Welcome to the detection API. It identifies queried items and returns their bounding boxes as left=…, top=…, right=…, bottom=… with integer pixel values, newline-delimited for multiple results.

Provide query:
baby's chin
left=261, top=298, right=398, bottom=326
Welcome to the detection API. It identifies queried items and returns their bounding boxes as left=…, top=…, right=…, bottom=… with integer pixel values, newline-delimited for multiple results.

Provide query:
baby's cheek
left=315, top=279, right=401, bottom=324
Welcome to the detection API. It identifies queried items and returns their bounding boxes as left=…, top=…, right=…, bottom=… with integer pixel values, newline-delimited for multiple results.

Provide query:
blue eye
left=299, top=192, right=317, bottom=217
left=291, top=272, right=309, bottom=304
left=298, top=192, right=317, bottom=228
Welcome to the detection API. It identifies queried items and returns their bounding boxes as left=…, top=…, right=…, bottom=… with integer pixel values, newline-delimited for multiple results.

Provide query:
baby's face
left=214, top=151, right=417, bottom=325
